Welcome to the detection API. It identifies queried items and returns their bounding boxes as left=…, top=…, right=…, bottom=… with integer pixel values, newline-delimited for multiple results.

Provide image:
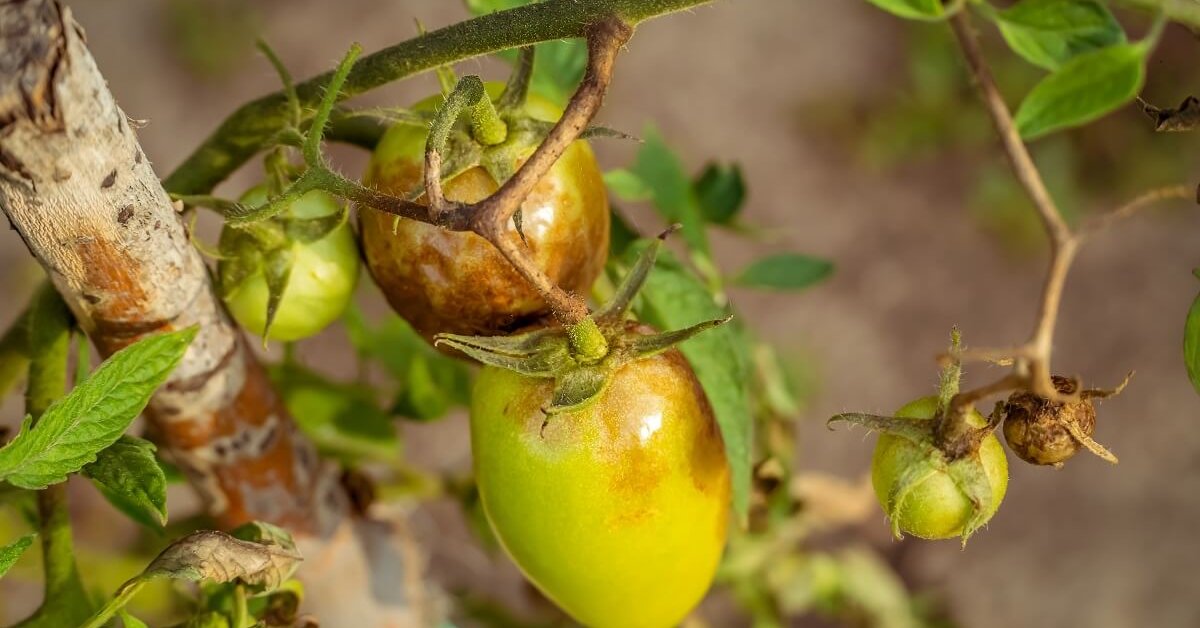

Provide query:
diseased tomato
left=870, top=396, right=1008, bottom=540
left=359, top=85, right=609, bottom=341
left=470, top=344, right=730, bottom=628
left=219, top=187, right=359, bottom=342
left=1003, top=376, right=1097, bottom=466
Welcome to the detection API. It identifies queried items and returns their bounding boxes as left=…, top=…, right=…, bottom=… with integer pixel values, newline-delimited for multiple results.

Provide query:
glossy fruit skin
left=470, top=348, right=730, bottom=628
left=360, top=85, right=610, bottom=340
left=219, top=187, right=359, bottom=342
left=870, top=397, right=1008, bottom=540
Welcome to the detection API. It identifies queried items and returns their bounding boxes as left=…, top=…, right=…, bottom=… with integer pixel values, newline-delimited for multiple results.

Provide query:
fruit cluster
left=211, top=74, right=731, bottom=628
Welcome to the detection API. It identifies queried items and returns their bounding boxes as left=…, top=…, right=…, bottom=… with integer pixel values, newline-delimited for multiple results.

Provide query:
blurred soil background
left=1, top=1, right=1199, bottom=626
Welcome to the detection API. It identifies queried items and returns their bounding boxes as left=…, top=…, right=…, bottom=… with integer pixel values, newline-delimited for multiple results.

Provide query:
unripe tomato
left=219, top=187, right=359, bottom=342
left=470, top=347, right=730, bottom=628
left=870, top=397, right=1008, bottom=540
left=360, top=85, right=609, bottom=340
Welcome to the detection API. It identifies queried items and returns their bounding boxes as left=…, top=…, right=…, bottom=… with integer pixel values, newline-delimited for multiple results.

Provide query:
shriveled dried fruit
left=1002, top=376, right=1097, bottom=467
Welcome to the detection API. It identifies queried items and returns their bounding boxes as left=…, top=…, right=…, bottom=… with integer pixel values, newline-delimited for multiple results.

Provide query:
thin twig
left=469, top=17, right=632, bottom=325
left=1080, top=184, right=1194, bottom=235
left=949, top=13, right=1069, bottom=247
left=940, top=12, right=1194, bottom=425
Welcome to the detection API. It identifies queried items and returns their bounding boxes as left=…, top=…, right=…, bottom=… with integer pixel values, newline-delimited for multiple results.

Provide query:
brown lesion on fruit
left=1001, top=374, right=1128, bottom=467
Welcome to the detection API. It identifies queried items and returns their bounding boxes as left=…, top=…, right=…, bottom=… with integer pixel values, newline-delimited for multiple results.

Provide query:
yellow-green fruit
left=219, top=187, right=359, bottom=342
left=870, top=396, right=1008, bottom=540
left=470, top=349, right=730, bottom=628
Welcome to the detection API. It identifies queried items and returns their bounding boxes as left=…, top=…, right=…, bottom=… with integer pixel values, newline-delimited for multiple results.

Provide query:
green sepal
left=548, top=366, right=611, bottom=415
left=261, top=247, right=295, bottom=342
left=885, top=455, right=940, bottom=540
left=595, top=229, right=668, bottom=326
left=497, top=46, right=535, bottom=113
left=610, top=315, right=732, bottom=362
left=432, top=225, right=730, bottom=415
left=946, top=454, right=997, bottom=547
left=281, top=204, right=347, bottom=244
left=434, top=330, right=573, bottom=377
left=825, top=413, right=937, bottom=445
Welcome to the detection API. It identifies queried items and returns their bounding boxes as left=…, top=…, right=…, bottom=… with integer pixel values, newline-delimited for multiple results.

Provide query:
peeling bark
left=0, top=2, right=438, bottom=623
left=0, top=0, right=342, bottom=534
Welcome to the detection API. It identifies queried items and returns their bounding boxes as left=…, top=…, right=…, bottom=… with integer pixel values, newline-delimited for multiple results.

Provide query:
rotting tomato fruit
left=359, top=84, right=610, bottom=341
left=870, top=397, right=1008, bottom=541
left=469, top=332, right=731, bottom=628
left=1002, top=374, right=1120, bottom=467
left=219, top=186, right=359, bottom=342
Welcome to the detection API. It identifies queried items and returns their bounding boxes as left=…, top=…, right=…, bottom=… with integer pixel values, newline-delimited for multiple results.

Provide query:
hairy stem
left=22, top=287, right=93, bottom=626
left=163, top=0, right=712, bottom=195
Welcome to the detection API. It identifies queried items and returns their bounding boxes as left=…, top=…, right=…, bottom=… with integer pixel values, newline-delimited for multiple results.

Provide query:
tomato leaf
left=694, top=162, right=746, bottom=225
left=864, top=0, right=944, bottom=21
left=1014, top=43, right=1147, bottom=139
left=342, top=305, right=470, bottom=422
left=735, top=254, right=833, bottom=292
left=627, top=126, right=712, bottom=259
left=990, top=0, right=1124, bottom=71
left=82, top=435, right=168, bottom=528
left=0, top=533, right=35, bottom=579
left=603, top=169, right=653, bottom=202
left=141, top=528, right=300, bottom=590
left=1185, top=291, right=1200, bottom=396
left=620, top=243, right=753, bottom=520
left=269, top=362, right=398, bottom=463
left=0, top=327, right=196, bottom=489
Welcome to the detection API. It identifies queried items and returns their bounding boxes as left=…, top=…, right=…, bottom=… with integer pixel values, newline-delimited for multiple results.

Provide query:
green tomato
left=219, top=187, right=359, bottom=342
left=470, top=348, right=730, bottom=628
left=870, top=396, right=1008, bottom=540
left=360, top=84, right=610, bottom=340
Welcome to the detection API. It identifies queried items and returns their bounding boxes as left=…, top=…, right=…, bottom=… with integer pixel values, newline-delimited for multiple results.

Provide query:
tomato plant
left=1, top=0, right=1198, bottom=627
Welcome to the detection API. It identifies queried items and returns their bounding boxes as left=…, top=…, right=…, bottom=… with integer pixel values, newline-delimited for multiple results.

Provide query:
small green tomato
left=870, top=397, right=1008, bottom=540
left=219, top=187, right=359, bottom=342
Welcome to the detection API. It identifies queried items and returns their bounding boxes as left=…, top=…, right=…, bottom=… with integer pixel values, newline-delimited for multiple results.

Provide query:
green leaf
left=734, top=254, right=834, bottom=291
left=619, top=243, right=753, bottom=520
left=864, top=0, right=944, bottom=21
left=627, top=125, right=711, bottom=258
left=0, top=327, right=195, bottom=489
left=694, top=162, right=746, bottom=224
left=603, top=169, right=653, bottom=202
left=0, top=533, right=35, bottom=579
left=609, top=208, right=641, bottom=257
left=342, top=305, right=470, bottom=422
left=117, top=610, right=148, bottom=628
left=991, top=0, right=1125, bottom=71
left=81, top=435, right=168, bottom=528
left=269, top=362, right=398, bottom=463
left=1014, top=43, right=1148, bottom=139
left=1185, top=291, right=1200, bottom=396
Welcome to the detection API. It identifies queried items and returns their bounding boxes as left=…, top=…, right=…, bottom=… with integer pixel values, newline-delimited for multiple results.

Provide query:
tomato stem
left=567, top=317, right=609, bottom=363
left=470, top=91, right=508, bottom=146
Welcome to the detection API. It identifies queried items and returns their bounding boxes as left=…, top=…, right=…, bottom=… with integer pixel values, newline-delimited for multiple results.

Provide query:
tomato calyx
left=214, top=186, right=350, bottom=342
left=828, top=332, right=1005, bottom=544
left=435, top=230, right=730, bottom=416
